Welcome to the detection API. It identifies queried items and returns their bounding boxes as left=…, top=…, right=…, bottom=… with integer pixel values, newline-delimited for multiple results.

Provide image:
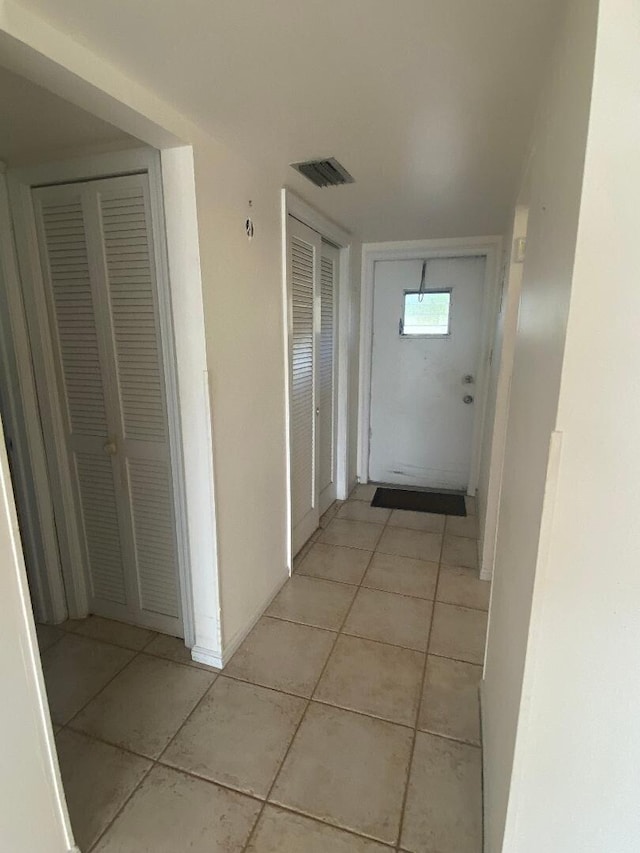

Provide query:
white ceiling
left=0, top=64, right=136, bottom=166
left=13, top=0, right=559, bottom=240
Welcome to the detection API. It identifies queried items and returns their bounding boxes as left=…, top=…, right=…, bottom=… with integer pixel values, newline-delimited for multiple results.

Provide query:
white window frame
left=400, top=287, right=453, bottom=339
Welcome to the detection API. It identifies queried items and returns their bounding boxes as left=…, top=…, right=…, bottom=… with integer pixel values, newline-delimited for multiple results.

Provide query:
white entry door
left=287, top=216, right=339, bottom=555
left=32, top=173, right=183, bottom=636
left=369, top=256, right=486, bottom=491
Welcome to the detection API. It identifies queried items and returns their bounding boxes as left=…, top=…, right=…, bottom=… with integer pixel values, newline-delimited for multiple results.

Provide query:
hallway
left=38, top=488, right=488, bottom=852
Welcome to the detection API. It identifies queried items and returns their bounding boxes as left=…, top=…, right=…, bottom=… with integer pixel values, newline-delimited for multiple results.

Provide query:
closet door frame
left=287, top=217, right=322, bottom=554
left=318, top=240, right=340, bottom=516
left=282, top=190, right=352, bottom=566
left=7, top=149, right=195, bottom=642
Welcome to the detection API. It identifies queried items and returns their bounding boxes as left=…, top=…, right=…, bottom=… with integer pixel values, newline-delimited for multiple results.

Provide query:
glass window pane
left=402, top=291, right=451, bottom=336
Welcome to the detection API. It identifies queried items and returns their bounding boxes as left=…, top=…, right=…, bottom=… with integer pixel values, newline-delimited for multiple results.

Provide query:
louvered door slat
left=128, top=458, right=180, bottom=618
left=34, top=186, right=129, bottom=614
left=39, top=197, right=108, bottom=438
left=317, top=242, right=339, bottom=515
left=97, top=177, right=180, bottom=632
left=100, top=187, right=166, bottom=443
left=75, top=452, right=127, bottom=604
left=33, top=174, right=182, bottom=637
left=290, top=235, right=316, bottom=530
left=319, top=254, right=335, bottom=493
left=287, top=214, right=327, bottom=558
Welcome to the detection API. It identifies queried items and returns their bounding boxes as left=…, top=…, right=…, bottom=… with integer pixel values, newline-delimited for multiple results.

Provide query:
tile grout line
left=215, top=668, right=482, bottom=747
left=61, top=493, right=483, bottom=851
left=55, top=646, right=144, bottom=733
left=54, top=616, right=479, bottom=743
left=63, top=722, right=159, bottom=763
left=62, top=666, right=480, bottom=766
left=261, top=612, right=425, bottom=654
left=269, top=583, right=488, bottom=614
left=56, top=636, right=216, bottom=734
left=296, top=558, right=491, bottom=611
left=54, top=609, right=482, bottom=740
left=53, top=635, right=214, bottom=851
left=262, top=497, right=485, bottom=847
left=394, top=518, right=446, bottom=851
left=37, top=630, right=66, bottom=654
left=60, top=646, right=158, bottom=853
left=249, top=800, right=398, bottom=849
left=74, top=647, right=154, bottom=853
left=154, top=668, right=221, bottom=765
left=87, top=756, right=156, bottom=852
left=239, top=527, right=379, bottom=852
left=276, top=580, right=437, bottom=603
left=240, top=498, right=385, bottom=851
left=85, top=664, right=218, bottom=852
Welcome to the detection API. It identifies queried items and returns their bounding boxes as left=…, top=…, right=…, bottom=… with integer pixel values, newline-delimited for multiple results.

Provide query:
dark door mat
left=371, top=488, right=467, bottom=516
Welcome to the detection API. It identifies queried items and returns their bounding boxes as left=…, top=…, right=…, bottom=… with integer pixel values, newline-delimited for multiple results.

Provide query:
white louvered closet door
left=32, top=174, right=182, bottom=636
left=318, top=242, right=338, bottom=515
left=288, top=216, right=322, bottom=555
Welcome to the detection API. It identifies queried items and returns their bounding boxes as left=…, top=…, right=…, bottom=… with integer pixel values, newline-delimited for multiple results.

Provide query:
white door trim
left=6, top=148, right=199, bottom=645
left=287, top=217, right=322, bottom=555
left=281, top=189, right=352, bottom=569
left=0, top=432, right=76, bottom=853
left=0, top=167, right=68, bottom=623
left=479, top=207, right=529, bottom=580
left=318, top=240, right=340, bottom=516
left=358, top=237, right=502, bottom=496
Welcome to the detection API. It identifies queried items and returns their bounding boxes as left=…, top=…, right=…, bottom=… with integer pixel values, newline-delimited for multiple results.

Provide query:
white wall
left=477, top=203, right=528, bottom=580
left=0, top=13, right=360, bottom=843
left=0, top=6, right=360, bottom=663
left=0, top=184, right=46, bottom=619
left=190, top=141, right=290, bottom=654
left=0, top=419, right=72, bottom=852
left=499, top=1, right=640, bottom=849
left=481, top=0, right=599, bottom=849
left=347, top=247, right=362, bottom=491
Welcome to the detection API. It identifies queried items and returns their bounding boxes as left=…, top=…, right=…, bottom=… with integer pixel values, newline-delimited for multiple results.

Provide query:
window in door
left=401, top=289, right=451, bottom=337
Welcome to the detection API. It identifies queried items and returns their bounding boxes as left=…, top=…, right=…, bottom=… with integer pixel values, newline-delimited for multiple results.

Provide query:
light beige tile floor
left=68, top=614, right=156, bottom=651
left=38, top=488, right=488, bottom=852
left=72, top=654, right=215, bottom=758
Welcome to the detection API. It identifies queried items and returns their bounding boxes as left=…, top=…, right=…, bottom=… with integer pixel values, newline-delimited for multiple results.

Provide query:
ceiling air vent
left=290, top=157, right=355, bottom=188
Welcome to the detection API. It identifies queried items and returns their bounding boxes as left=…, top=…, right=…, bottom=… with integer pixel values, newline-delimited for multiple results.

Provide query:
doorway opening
left=0, top=64, right=219, bottom=851
left=369, top=255, right=486, bottom=492
left=282, top=190, right=353, bottom=560
left=358, top=239, right=502, bottom=499
left=6, top=151, right=192, bottom=639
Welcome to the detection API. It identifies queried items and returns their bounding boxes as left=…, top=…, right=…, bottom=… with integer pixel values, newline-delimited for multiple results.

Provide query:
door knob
left=103, top=440, right=117, bottom=456
left=463, top=395, right=474, bottom=405
left=316, top=407, right=320, bottom=415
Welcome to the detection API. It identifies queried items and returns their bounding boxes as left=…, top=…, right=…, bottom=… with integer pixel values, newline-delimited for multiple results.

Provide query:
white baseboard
left=191, top=569, right=289, bottom=670
left=190, top=644, right=224, bottom=669
left=479, top=538, right=494, bottom=582
left=479, top=679, right=488, bottom=853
